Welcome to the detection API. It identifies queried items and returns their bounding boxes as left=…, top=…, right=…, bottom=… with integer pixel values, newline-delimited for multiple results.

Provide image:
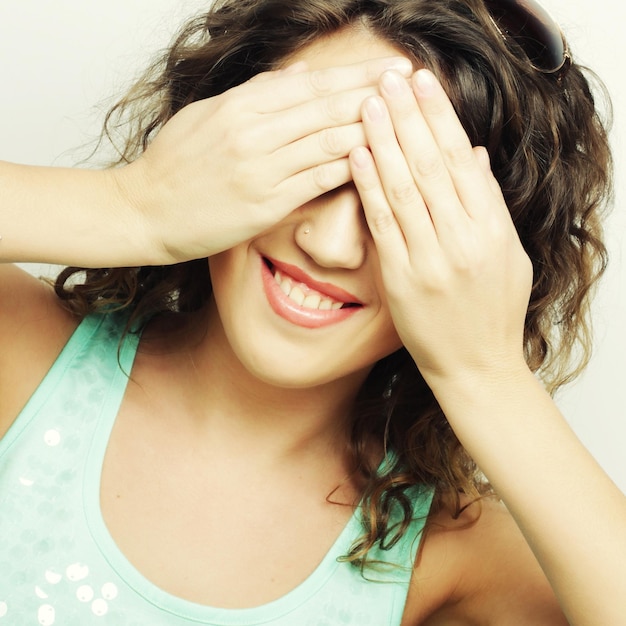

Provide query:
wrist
left=423, top=353, right=532, bottom=395
left=106, top=163, right=169, bottom=266
left=424, top=357, right=539, bottom=415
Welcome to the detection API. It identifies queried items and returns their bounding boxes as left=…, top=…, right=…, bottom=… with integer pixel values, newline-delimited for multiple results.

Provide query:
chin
left=233, top=340, right=371, bottom=391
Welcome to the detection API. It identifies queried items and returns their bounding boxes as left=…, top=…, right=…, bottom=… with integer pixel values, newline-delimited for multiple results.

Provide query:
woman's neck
left=136, top=304, right=373, bottom=479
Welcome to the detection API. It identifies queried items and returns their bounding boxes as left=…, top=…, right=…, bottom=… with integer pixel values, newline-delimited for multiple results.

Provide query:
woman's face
left=209, top=28, right=406, bottom=389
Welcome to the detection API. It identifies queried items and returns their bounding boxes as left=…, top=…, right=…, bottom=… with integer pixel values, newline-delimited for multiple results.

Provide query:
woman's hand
left=0, top=57, right=412, bottom=268
left=116, top=56, right=413, bottom=265
left=350, top=68, right=533, bottom=389
left=349, top=69, right=626, bottom=626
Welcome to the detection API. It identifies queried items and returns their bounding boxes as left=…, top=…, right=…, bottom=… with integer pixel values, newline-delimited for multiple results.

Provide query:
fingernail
left=351, top=146, right=371, bottom=169
left=364, top=96, right=386, bottom=122
left=281, top=60, right=308, bottom=74
left=414, top=69, right=438, bottom=96
left=385, top=57, right=413, bottom=76
left=475, top=146, right=491, bottom=170
left=381, top=70, right=408, bottom=96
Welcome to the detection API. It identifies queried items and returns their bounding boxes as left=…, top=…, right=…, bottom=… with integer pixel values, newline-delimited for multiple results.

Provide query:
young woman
left=1, top=0, right=624, bottom=624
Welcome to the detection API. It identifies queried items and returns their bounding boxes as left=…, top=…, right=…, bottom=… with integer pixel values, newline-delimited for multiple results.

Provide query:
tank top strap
left=361, top=484, right=435, bottom=583
left=0, top=312, right=434, bottom=625
left=361, top=452, right=435, bottom=583
left=0, top=310, right=138, bottom=458
left=303, top=484, right=434, bottom=626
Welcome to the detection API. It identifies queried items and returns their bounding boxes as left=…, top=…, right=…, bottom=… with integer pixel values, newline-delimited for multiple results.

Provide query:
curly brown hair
left=55, top=0, right=612, bottom=569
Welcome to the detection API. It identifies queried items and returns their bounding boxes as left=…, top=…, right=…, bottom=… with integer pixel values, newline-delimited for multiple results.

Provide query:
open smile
left=261, top=257, right=362, bottom=329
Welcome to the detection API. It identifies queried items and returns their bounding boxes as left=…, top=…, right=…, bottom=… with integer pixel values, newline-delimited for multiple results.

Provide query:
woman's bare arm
left=0, top=162, right=152, bottom=266
left=0, top=56, right=411, bottom=268
left=351, top=68, right=626, bottom=625
left=405, top=497, right=569, bottom=625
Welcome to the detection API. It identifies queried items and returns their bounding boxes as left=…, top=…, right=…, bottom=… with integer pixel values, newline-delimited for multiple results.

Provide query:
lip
left=266, top=257, right=363, bottom=305
left=261, top=257, right=362, bottom=329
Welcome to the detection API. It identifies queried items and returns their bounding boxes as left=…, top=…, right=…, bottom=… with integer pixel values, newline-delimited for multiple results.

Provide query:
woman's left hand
left=349, top=70, right=626, bottom=626
left=350, top=69, right=533, bottom=390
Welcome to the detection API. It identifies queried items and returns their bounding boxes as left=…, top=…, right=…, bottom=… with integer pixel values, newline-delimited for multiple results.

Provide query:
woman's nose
left=294, top=185, right=368, bottom=270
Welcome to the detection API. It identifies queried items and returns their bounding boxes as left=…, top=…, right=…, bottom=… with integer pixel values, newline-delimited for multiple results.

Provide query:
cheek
left=373, top=280, right=404, bottom=356
left=208, top=249, right=240, bottom=301
left=207, top=251, right=228, bottom=282
left=376, top=321, right=404, bottom=359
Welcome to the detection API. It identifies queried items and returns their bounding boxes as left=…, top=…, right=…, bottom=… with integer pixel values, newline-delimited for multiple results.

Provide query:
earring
left=302, top=223, right=311, bottom=235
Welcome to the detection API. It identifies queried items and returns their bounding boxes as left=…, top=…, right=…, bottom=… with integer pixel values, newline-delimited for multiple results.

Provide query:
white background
left=1, top=1, right=624, bottom=489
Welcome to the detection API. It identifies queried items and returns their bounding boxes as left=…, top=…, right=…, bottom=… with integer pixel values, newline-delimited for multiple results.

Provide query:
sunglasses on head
left=484, top=0, right=571, bottom=76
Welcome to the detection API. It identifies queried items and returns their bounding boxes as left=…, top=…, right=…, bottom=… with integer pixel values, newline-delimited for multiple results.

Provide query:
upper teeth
left=274, top=270, right=343, bottom=310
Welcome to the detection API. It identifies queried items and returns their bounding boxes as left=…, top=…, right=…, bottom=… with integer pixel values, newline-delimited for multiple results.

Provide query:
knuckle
left=231, top=163, right=264, bottom=202
left=412, top=152, right=445, bottom=179
left=318, top=127, right=344, bottom=156
left=444, top=142, right=475, bottom=169
left=365, top=61, right=382, bottom=83
left=323, top=93, right=350, bottom=123
left=450, top=250, right=473, bottom=273
left=308, top=69, right=333, bottom=96
left=310, top=163, right=335, bottom=193
left=247, top=70, right=273, bottom=83
left=224, top=117, right=267, bottom=158
left=484, top=214, right=513, bottom=248
left=214, top=88, right=240, bottom=113
left=372, top=211, right=396, bottom=235
left=225, top=127, right=254, bottom=157
left=420, top=274, right=443, bottom=294
left=449, top=237, right=485, bottom=275
left=419, top=259, right=449, bottom=291
left=390, top=181, right=420, bottom=205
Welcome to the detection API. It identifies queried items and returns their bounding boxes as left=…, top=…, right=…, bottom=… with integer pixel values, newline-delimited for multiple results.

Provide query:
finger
left=279, top=60, right=309, bottom=76
left=378, top=70, right=469, bottom=234
left=360, top=95, right=437, bottom=254
left=275, top=158, right=353, bottom=210
left=274, top=123, right=367, bottom=178
left=247, top=61, right=308, bottom=83
left=270, top=81, right=384, bottom=145
left=250, top=56, right=413, bottom=113
left=236, top=85, right=379, bottom=157
left=411, top=70, right=501, bottom=220
left=474, top=146, right=505, bottom=199
left=349, top=146, right=412, bottom=268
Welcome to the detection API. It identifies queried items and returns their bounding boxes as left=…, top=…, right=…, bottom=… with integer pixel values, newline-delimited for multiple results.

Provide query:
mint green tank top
left=0, top=312, right=434, bottom=625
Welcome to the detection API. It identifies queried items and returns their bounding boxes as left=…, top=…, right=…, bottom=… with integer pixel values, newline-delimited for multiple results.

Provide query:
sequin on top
left=0, top=312, right=434, bottom=625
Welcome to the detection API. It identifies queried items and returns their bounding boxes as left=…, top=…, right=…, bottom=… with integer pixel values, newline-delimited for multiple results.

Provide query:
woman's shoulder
left=0, top=264, right=79, bottom=439
left=402, top=494, right=568, bottom=625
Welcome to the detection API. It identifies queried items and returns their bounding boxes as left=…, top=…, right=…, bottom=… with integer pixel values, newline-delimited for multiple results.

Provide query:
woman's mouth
left=273, top=269, right=343, bottom=310
left=261, top=257, right=362, bottom=329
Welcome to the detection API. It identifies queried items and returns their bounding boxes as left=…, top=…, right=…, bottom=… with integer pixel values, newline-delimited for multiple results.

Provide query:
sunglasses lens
left=485, top=0, right=566, bottom=72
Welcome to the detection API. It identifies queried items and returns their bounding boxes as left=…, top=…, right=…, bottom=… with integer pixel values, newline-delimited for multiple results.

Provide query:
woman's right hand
left=115, top=56, right=413, bottom=264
